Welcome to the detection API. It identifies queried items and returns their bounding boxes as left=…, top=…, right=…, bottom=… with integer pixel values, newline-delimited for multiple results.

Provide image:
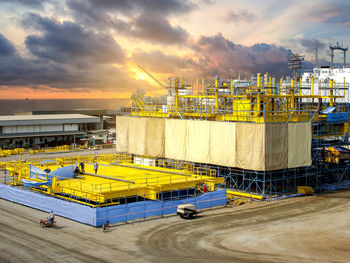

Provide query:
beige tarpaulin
left=186, top=120, right=210, bottom=163
left=117, top=116, right=311, bottom=170
left=236, top=123, right=265, bottom=171
left=145, top=118, right=165, bottom=157
left=116, top=116, right=129, bottom=152
left=209, top=121, right=236, bottom=167
left=265, top=123, right=288, bottom=170
left=165, top=119, right=187, bottom=160
left=288, top=122, right=312, bottom=168
left=128, top=117, right=146, bottom=155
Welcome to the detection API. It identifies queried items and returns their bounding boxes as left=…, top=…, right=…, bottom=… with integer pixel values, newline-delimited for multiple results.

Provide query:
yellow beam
left=226, top=190, right=264, bottom=200
left=330, top=80, right=334, bottom=107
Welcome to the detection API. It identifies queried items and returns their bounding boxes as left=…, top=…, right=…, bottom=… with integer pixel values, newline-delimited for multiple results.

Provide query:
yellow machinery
left=323, top=146, right=350, bottom=164
left=131, top=73, right=349, bottom=137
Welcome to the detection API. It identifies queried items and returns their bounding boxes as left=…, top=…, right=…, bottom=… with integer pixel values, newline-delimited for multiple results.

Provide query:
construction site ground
left=1, top=187, right=350, bottom=263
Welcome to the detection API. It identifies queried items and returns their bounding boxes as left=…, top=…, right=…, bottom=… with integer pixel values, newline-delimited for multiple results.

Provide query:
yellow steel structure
left=131, top=73, right=349, bottom=137
left=131, top=73, right=348, bottom=123
left=4, top=154, right=224, bottom=206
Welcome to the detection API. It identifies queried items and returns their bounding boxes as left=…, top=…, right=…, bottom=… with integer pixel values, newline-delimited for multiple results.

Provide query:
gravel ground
left=0, top=190, right=350, bottom=263
left=1, top=151, right=350, bottom=262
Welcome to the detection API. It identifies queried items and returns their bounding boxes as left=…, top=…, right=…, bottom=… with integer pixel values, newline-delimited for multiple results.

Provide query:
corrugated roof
left=0, top=114, right=97, bottom=121
left=0, top=114, right=100, bottom=126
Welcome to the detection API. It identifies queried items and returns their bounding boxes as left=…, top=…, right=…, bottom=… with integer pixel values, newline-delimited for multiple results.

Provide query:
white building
left=0, top=114, right=101, bottom=148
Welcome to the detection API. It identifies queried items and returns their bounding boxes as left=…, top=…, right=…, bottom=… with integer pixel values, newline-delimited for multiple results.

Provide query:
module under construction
left=116, top=73, right=350, bottom=196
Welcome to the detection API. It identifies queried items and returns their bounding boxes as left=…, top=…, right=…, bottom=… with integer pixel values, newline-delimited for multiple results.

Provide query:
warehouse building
left=0, top=114, right=101, bottom=148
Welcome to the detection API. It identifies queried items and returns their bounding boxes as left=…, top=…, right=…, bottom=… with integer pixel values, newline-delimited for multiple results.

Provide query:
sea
left=0, top=98, right=130, bottom=115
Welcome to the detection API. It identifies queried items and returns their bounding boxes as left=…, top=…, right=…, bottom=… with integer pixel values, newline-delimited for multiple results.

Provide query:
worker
left=94, top=161, right=99, bottom=174
left=203, top=184, right=208, bottom=193
left=79, top=161, right=85, bottom=173
left=47, top=210, right=55, bottom=225
left=74, top=166, right=80, bottom=175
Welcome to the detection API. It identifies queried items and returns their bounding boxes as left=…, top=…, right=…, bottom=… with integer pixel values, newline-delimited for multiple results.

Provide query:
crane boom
left=137, top=65, right=165, bottom=89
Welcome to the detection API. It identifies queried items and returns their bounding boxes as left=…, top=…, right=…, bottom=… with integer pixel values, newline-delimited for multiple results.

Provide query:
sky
left=0, top=0, right=349, bottom=99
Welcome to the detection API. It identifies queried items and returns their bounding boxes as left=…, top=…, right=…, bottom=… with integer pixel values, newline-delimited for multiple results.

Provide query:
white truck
left=177, top=204, right=200, bottom=219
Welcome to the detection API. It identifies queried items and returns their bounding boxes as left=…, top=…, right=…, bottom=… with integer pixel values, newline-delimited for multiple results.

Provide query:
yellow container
left=297, top=186, right=313, bottom=195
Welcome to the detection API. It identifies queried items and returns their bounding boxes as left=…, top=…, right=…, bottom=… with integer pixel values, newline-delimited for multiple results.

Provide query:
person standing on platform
left=79, top=162, right=85, bottom=173
left=94, top=161, right=99, bottom=174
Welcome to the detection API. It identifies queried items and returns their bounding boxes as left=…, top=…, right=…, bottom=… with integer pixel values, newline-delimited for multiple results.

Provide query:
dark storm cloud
left=130, top=34, right=294, bottom=78
left=130, top=14, right=189, bottom=45
left=22, top=13, right=125, bottom=65
left=0, top=32, right=143, bottom=92
left=191, top=34, right=291, bottom=77
left=299, top=39, right=326, bottom=53
left=67, top=0, right=191, bottom=45
left=0, top=33, right=15, bottom=56
left=67, top=0, right=197, bottom=17
left=0, top=0, right=46, bottom=8
left=225, top=9, right=256, bottom=23
left=306, top=1, right=350, bottom=26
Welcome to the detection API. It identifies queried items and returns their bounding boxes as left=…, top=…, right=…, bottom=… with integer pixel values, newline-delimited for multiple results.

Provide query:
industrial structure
left=115, top=72, right=350, bottom=196
left=1, top=70, right=350, bottom=226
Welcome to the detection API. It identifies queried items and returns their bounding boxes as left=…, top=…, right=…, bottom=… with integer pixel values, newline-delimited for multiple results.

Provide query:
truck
left=177, top=203, right=200, bottom=219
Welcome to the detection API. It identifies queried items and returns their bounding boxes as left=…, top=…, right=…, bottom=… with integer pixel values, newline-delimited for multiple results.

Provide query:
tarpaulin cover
left=186, top=120, right=210, bottom=163
left=209, top=121, right=236, bottom=167
left=50, top=163, right=77, bottom=180
left=321, top=107, right=336, bottom=114
left=30, top=164, right=77, bottom=181
left=0, top=185, right=225, bottom=226
left=96, top=190, right=226, bottom=226
left=265, top=123, right=288, bottom=170
left=165, top=119, right=187, bottom=160
left=236, top=123, right=266, bottom=170
left=0, top=184, right=96, bottom=225
left=116, top=116, right=129, bottom=152
left=145, top=118, right=165, bottom=157
left=128, top=117, right=146, bottom=155
left=29, top=165, right=47, bottom=180
left=288, top=122, right=312, bottom=168
left=115, top=116, right=312, bottom=171
left=327, top=112, right=349, bottom=123
left=22, top=179, right=52, bottom=188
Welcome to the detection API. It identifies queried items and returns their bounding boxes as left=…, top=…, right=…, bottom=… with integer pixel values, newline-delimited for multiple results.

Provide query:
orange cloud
left=0, top=85, right=132, bottom=101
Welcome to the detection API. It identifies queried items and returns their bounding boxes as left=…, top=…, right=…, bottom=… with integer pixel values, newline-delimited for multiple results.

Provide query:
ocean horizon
left=0, top=98, right=130, bottom=115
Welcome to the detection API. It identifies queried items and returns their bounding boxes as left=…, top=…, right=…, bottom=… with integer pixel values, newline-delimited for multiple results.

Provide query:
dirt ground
left=1, top=190, right=350, bottom=263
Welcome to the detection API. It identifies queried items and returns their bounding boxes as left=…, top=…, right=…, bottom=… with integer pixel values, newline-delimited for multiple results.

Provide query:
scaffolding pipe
left=330, top=80, right=334, bottom=107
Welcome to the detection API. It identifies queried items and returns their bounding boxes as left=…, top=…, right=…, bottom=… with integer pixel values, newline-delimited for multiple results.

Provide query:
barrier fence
left=0, top=183, right=226, bottom=226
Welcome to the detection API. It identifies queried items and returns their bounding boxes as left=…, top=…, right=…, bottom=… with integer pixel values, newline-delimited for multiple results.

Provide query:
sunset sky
left=0, top=0, right=349, bottom=99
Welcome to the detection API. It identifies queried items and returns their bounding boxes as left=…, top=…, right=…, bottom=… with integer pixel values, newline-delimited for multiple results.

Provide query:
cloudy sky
left=0, top=0, right=349, bottom=99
